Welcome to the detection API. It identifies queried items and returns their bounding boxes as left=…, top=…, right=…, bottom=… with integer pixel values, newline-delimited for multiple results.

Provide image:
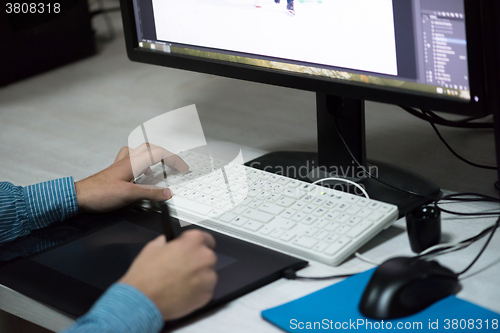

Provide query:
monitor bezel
left=119, top=0, right=488, bottom=116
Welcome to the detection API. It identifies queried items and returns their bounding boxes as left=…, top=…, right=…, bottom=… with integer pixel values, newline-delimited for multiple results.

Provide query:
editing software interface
left=132, top=0, right=470, bottom=100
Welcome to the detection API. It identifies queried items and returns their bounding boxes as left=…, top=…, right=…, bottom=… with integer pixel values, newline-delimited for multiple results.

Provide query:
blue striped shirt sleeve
left=62, top=283, right=164, bottom=333
left=0, top=177, right=79, bottom=243
left=1, top=178, right=164, bottom=332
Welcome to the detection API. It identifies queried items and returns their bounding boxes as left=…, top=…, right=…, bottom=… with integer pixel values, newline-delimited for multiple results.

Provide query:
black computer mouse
left=359, top=257, right=459, bottom=319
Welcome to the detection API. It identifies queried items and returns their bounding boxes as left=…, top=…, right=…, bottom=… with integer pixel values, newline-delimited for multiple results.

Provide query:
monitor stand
left=244, top=93, right=441, bottom=218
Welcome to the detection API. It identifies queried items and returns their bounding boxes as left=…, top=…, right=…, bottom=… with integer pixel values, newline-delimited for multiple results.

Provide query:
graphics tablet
left=0, top=206, right=307, bottom=329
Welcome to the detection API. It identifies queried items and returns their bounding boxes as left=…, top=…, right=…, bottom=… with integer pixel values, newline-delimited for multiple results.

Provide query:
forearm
left=62, top=283, right=163, bottom=333
left=0, top=178, right=78, bottom=243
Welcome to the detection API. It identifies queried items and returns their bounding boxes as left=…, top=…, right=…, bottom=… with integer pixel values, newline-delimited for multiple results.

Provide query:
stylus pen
left=159, top=201, right=176, bottom=241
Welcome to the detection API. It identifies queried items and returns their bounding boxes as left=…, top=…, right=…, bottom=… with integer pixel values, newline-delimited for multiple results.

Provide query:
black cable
left=401, top=106, right=494, bottom=129
left=456, top=216, right=500, bottom=275
left=419, top=109, right=497, bottom=170
left=417, top=220, right=500, bottom=258
left=423, top=109, right=493, bottom=126
left=434, top=193, right=500, bottom=216
left=333, top=109, right=433, bottom=199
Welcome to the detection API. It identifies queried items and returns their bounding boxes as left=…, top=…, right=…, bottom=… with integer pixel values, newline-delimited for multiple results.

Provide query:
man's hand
left=119, top=230, right=218, bottom=320
left=75, top=144, right=189, bottom=212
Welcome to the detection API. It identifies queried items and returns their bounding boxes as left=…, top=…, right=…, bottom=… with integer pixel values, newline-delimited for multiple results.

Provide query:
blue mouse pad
left=262, top=269, right=500, bottom=332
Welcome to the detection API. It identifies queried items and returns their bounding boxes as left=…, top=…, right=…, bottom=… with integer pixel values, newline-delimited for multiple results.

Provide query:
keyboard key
left=247, top=188, right=259, bottom=197
left=325, top=237, right=351, bottom=255
left=205, top=197, right=218, bottom=206
left=313, top=218, right=329, bottom=229
left=346, top=206, right=361, bottom=215
left=272, top=184, right=284, bottom=194
left=357, top=208, right=373, bottom=218
left=220, top=213, right=236, bottom=223
left=336, top=224, right=352, bottom=235
left=304, top=227, right=319, bottom=237
left=347, top=221, right=373, bottom=238
left=314, top=230, right=329, bottom=240
left=323, top=200, right=336, bottom=209
left=249, top=199, right=263, bottom=209
left=313, top=198, right=324, bottom=205
left=324, top=211, right=340, bottom=220
left=259, top=203, right=285, bottom=215
left=243, top=209, right=274, bottom=223
left=208, top=209, right=223, bottom=218
left=291, top=202, right=306, bottom=210
left=184, top=180, right=197, bottom=189
left=325, top=221, right=340, bottom=232
left=257, top=191, right=269, bottom=200
left=259, top=225, right=274, bottom=235
left=292, top=212, right=306, bottom=222
left=258, top=172, right=270, bottom=180
left=379, top=204, right=392, bottom=213
left=299, top=184, right=312, bottom=192
left=276, top=197, right=295, bottom=207
left=358, top=198, right=370, bottom=207
left=302, top=216, right=317, bottom=225
left=203, top=185, right=217, bottom=195
left=231, top=217, right=248, bottom=227
left=302, top=205, right=317, bottom=214
left=211, top=177, right=225, bottom=186
left=368, top=211, right=385, bottom=222
left=168, top=175, right=184, bottom=184
left=293, top=236, right=317, bottom=249
left=336, top=203, right=350, bottom=212
left=347, top=196, right=360, bottom=204
left=197, top=194, right=210, bottom=203
left=313, top=242, right=329, bottom=252
left=265, top=194, right=279, bottom=203
left=186, top=191, right=201, bottom=200
left=237, top=185, right=249, bottom=195
left=232, top=205, right=246, bottom=214
left=312, top=207, right=327, bottom=217
left=336, top=213, right=350, bottom=223
left=178, top=189, right=190, bottom=198
left=277, top=178, right=290, bottom=186
left=281, top=220, right=297, bottom=230
left=324, top=233, right=340, bottom=243
left=282, top=209, right=295, bottom=219
left=303, top=194, right=314, bottom=202
left=211, top=188, right=225, bottom=197
left=244, top=220, right=264, bottom=231
left=280, top=232, right=296, bottom=242
left=270, top=229, right=285, bottom=238
left=346, top=216, right=363, bottom=227
left=282, top=188, right=305, bottom=199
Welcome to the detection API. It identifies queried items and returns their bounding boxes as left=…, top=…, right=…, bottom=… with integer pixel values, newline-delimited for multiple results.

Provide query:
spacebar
left=168, top=196, right=213, bottom=215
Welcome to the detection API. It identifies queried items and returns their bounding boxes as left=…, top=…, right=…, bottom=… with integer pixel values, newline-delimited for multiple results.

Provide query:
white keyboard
left=143, top=150, right=398, bottom=266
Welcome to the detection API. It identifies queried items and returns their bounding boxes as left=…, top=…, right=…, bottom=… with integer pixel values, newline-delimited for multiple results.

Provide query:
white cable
left=312, top=177, right=370, bottom=199
left=355, top=252, right=381, bottom=265
left=419, top=241, right=473, bottom=257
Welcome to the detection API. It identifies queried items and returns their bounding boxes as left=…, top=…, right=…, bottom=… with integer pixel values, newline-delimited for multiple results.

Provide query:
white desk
left=0, top=184, right=499, bottom=332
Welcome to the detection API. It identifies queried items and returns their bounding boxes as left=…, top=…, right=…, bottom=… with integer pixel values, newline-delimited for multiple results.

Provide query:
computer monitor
left=119, top=0, right=499, bottom=214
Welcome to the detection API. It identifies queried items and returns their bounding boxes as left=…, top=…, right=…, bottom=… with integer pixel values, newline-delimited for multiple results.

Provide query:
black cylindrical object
left=406, top=205, right=441, bottom=253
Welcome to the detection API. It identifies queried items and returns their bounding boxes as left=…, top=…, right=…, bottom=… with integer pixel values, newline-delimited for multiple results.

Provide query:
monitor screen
left=131, top=0, right=471, bottom=101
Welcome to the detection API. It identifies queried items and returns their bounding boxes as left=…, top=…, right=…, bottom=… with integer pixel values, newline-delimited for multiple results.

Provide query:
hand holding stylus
left=119, top=230, right=218, bottom=320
